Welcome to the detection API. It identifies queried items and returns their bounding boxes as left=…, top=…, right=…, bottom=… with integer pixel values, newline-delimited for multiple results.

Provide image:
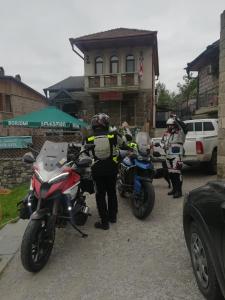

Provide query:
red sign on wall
left=99, top=91, right=123, bottom=101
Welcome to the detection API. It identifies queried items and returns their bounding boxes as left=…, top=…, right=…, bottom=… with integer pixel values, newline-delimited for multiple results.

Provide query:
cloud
left=0, top=0, right=224, bottom=94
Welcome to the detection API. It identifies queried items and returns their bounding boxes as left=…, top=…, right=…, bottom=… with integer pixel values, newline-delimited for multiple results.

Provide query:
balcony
left=88, top=76, right=100, bottom=88
left=104, top=75, right=118, bottom=87
left=86, top=73, right=140, bottom=92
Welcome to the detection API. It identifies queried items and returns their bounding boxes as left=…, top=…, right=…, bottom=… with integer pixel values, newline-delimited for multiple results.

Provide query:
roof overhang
left=69, top=33, right=159, bottom=76
left=186, top=40, right=219, bottom=73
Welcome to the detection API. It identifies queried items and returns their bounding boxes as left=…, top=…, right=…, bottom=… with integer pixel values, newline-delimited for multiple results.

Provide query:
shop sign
left=0, top=136, right=32, bottom=149
left=99, top=92, right=123, bottom=101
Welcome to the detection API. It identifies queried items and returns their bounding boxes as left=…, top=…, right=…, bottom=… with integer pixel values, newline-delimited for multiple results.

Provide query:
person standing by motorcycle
left=162, top=115, right=187, bottom=198
left=87, top=113, right=121, bottom=230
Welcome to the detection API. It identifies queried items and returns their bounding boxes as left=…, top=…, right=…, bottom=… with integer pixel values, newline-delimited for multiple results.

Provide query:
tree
left=176, top=74, right=197, bottom=118
left=156, top=82, right=173, bottom=109
left=177, top=75, right=197, bottom=102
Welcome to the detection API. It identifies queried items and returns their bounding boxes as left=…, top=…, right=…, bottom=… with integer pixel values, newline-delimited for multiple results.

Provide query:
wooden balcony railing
left=104, top=75, right=118, bottom=87
left=121, top=73, right=135, bottom=86
left=87, top=73, right=139, bottom=89
left=89, top=76, right=100, bottom=88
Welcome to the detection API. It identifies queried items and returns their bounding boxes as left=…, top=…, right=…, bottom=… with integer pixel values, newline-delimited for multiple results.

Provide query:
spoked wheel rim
left=31, top=221, right=54, bottom=266
left=191, top=232, right=209, bottom=289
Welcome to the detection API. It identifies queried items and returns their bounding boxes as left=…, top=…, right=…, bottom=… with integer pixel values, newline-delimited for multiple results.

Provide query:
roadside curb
left=0, top=219, right=28, bottom=276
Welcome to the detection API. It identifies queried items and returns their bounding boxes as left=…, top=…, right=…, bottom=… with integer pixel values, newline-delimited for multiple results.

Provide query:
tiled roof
left=187, top=40, right=219, bottom=71
left=45, top=76, right=84, bottom=91
left=0, top=76, right=46, bottom=99
left=73, top=28, right=156, bottom=41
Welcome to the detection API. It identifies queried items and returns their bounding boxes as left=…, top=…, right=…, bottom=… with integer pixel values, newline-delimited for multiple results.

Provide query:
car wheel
left=188, top=222, right=223, bottom=300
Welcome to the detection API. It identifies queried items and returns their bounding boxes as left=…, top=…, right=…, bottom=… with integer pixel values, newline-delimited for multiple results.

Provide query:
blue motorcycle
left=117, top=132, right=155, bottom=219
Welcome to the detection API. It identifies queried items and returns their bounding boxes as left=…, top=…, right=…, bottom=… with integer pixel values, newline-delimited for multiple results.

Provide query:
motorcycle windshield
left=136, top=132, right=151, bottom=157
left=34, top=141, right=68, bottom=182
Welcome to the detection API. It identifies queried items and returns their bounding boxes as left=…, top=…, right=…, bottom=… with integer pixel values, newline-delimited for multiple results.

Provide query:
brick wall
left=199, top=65, right=219, bottom=94
left=218, top=10, right=225, bottom=178
left=0, top=78, right=46, bottom=136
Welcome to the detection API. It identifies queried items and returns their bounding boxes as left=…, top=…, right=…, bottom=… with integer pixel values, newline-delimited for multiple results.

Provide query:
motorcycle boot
left=109, top=215, right=117, bottom=223
left=173, top=173, right=182, bottom=198
left=168, top=173, right=175, bottom=195
left=94, top=221, right=109, bottom=230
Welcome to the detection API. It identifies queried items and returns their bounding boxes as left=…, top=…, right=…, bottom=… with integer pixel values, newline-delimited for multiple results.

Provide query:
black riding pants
left=93, top=175, right=118, bottom=224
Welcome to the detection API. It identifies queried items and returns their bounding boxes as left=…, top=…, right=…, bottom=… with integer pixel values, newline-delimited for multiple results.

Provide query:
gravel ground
left=0, top=166, right=216, bottom=300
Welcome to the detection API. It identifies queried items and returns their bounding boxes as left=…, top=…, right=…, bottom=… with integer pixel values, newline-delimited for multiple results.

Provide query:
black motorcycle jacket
left=86, top=129, right=122, bottom=177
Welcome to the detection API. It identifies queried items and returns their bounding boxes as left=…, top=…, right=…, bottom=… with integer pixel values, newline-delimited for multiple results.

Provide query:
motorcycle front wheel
left=131, top=181, right=155, bottom=220
left=21, top=218, right=55, bottom=272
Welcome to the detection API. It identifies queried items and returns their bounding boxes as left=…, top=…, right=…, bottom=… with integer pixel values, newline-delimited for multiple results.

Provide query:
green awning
left=1, top=106, right=88, bottom=129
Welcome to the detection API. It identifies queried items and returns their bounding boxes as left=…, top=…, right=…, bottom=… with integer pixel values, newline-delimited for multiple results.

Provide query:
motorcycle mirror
left=22, top=152, right=35, bottom=164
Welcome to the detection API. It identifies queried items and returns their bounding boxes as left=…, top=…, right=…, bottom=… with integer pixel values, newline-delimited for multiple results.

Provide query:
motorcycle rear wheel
left=21, top=219, right=55, bottom=272
left=131, top=182, right=155, bottom=219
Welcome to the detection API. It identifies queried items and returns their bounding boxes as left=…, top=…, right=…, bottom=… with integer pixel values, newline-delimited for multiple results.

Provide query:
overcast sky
left=0, top=0, right=224, bottom=95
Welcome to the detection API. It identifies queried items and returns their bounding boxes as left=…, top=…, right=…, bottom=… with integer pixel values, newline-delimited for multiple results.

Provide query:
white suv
left=183, top=119, right=218, bottom=174
left=152, top=119, right=218, bottom=174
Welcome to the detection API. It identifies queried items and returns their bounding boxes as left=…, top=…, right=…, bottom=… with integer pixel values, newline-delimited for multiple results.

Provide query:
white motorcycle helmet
left=166, top=118, right=175, bottom=126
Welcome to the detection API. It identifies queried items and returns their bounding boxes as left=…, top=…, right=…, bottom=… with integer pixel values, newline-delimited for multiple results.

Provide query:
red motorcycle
left=18, top=141, right=94, bottom=272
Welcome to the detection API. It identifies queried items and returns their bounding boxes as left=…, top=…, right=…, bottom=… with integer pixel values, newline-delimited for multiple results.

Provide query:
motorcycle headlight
left=48, top=172, right=69, bottom=184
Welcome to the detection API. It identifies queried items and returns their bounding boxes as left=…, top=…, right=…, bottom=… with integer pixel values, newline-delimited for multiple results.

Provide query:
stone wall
left=0, top=159, right=32, bottom=188
left=199, top=65, right=219, bottom=95
left=0, top=134, right=82, bottom=188
left=218, top=10, right=225, bottom=178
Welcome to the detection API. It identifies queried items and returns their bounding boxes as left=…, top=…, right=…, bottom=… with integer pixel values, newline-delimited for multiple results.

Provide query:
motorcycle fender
left=31, top=208, right=50, bottom=220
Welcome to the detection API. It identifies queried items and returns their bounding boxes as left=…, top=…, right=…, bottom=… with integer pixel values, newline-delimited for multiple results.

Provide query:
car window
left=195, top=122, right=202, bottom=132
left=203, top=122, right=214, bottom=131
left=186, top=123, right=194, bottom=132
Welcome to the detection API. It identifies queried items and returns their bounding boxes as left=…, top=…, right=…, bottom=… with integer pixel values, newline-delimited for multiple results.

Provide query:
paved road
left=0, top=167, right=216, bottom=300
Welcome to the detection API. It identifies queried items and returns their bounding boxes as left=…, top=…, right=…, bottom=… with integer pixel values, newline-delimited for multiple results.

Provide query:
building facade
left=218, top=10, right=225, bottom=178
left=44, top=76, right=95, bottom=122
left=70, top=28, right=159, bottom=130
left=186, top=41, right=219, bottom=119
left=0, top=68, right=47, bottom=136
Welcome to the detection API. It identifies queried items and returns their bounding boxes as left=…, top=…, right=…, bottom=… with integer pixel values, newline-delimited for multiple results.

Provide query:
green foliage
left=156, top=82, right=173, bottom=109
left=156, top=74, right=197, bottom=111
left=0, top=184, right=29, bottom=227
left=177, top=75, right=197, bottom=101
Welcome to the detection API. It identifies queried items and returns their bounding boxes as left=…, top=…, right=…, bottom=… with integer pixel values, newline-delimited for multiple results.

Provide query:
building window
left=95, top=57, right=103, bottom=74
left=126, top=55, right=135, bottom=73
left=5, top=95, right=12, bottom=112
left=110, top=56, right=119, bottom=73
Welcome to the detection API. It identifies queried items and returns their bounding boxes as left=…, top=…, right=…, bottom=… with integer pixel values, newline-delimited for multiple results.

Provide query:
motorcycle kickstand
left=70, top=221, right=88, bottom=238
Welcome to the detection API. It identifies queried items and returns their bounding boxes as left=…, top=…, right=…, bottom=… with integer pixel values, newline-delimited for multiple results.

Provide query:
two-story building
left=69, top=28, right=159, bottom=130
left=0, top=67, right=47, bottom=136
left=186, top=40, right=219, bottom=119
left=44, top=76, right=95, bottom=121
